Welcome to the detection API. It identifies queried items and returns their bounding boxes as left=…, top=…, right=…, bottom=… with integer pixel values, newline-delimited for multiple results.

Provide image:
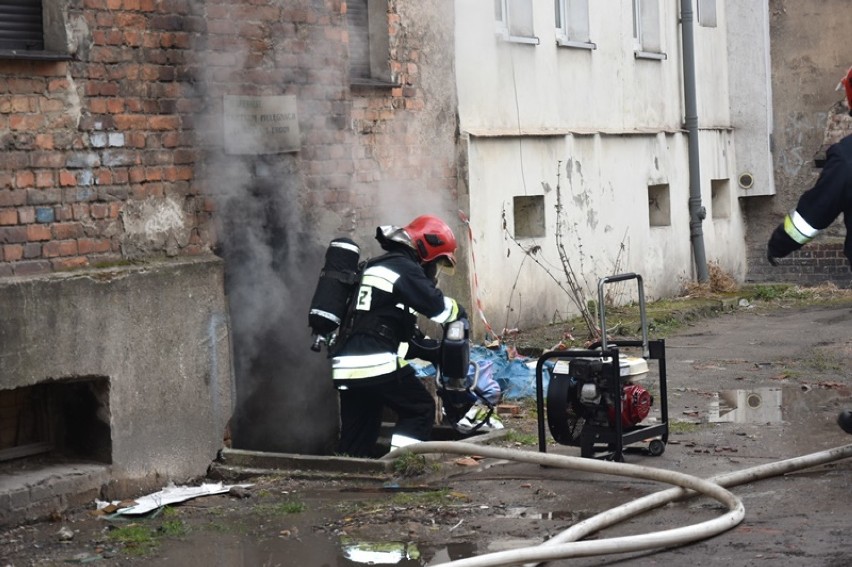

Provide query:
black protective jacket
left=331, top=247, right=463, bottom=386
left=767, top=134, right=852, bottom=266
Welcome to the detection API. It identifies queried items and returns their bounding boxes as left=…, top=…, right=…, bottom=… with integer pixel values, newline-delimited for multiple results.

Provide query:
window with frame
left=348, top=0, right=395, bottom=86
left=494, top=0, right=539, bottom=45
left=0, top=0, right=70, bottom=60
left=632, top=0, right=666, bottom=60
left=554, top=0, right=594, bottom=49
left=697, top=0, right=717, bottom=28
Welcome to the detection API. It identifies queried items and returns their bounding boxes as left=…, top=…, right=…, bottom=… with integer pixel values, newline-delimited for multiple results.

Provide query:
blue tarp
left=412, top=345, right=550, bottom=402
left=470, top=345, right=550, bottom=401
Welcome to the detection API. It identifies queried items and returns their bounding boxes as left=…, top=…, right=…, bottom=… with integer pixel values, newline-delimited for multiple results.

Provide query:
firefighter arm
left=400, top=270, right=466, bottom=324
left=768, top=147, right=852, bottom=262
left=428, top=296, right=465, bottom=324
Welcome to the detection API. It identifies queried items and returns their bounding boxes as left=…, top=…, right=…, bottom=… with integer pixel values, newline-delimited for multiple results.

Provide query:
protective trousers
left=336, top=368, right=435, bottom=458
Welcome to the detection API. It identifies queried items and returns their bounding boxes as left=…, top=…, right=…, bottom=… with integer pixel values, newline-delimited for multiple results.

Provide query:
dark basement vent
left=0, top=377, right=112, bottom=465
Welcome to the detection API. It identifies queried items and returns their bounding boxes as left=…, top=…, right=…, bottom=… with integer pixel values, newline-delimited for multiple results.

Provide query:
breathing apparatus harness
left=308, top=236, right=492, bottom=432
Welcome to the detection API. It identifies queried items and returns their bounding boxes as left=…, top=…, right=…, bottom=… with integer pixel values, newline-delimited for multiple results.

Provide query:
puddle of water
left=421, top=542, right=478, bottom=564
left=707, top=385, right=846, bottom=424
left=341, top=540, right=478, bottom=565
left=341, top=539, right=423, bottom=564
left=708, top=387, right=784, bottom=424
left=145, top=531, right=477, bottom=566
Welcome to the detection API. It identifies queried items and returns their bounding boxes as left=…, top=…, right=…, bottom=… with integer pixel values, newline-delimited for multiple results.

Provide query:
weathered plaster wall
left=465, top=128, right=743, bottom=332
left=0, top=258, right=232, bottom=480
left=455, top=0, right=746, bottom=335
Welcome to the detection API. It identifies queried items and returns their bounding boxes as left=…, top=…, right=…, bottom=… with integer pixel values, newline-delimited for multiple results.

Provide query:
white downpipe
left=382, top=441, right=745, bottom=567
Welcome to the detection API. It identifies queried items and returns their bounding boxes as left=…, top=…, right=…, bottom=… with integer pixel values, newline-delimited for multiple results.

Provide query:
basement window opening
left=648, top=183, right=671, bottom=227
left=0, top=377, right=112, bottom=468
left=513, top=195, right=546, bottom=238
left=711, top=178, right=731, bottom=219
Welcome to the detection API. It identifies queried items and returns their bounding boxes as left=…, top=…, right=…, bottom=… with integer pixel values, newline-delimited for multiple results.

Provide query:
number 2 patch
left=355, top=285, right=372, bottom=311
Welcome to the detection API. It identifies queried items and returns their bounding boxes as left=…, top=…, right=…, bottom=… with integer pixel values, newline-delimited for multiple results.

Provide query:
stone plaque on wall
left=223, top=95, right=301, bottom=155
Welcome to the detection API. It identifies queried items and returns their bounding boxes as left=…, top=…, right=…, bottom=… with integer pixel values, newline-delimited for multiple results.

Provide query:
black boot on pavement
left=838, top=409, right=852, bottom=434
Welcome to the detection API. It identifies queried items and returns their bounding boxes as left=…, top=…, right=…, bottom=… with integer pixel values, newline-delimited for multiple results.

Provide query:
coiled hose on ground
left=382, top=440, right=852, bottom=567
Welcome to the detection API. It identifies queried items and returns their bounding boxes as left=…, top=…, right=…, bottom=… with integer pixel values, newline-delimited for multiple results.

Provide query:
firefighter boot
left=838, top=409, right=852, bottom=435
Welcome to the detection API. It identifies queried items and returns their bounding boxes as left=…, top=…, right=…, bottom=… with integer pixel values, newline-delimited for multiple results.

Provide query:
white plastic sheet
left=96, top=482, right=253, bottom=516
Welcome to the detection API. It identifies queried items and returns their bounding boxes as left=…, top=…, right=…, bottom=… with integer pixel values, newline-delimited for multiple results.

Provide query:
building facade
left=1, top=0, right=845, bottom=523
left=454, top=0, right=772, bottom=337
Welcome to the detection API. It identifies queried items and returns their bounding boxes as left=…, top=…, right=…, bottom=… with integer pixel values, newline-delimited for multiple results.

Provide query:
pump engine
left=547, top=357, right=652, bottom=446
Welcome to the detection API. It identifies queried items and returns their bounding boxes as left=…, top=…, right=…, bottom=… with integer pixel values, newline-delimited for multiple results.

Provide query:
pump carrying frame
left=534, top=273, right=670, bottom=462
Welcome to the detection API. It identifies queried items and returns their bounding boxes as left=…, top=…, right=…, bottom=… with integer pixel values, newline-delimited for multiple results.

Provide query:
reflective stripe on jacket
left=331, top=249, right=460, bottom=385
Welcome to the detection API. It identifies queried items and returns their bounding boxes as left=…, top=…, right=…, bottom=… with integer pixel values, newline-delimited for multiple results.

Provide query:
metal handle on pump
left=597, top=273, right=649, bottom=358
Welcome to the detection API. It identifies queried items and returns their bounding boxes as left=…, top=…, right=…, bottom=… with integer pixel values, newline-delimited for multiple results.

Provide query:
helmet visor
left=435, top=255, right=455, bottom=276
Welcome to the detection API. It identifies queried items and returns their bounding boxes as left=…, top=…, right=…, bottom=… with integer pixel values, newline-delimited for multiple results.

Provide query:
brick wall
left=746, top=241, right=852, bottom=287
left=0, top=0, right=212, bottom=278
left=0, top=1, right=460, bottom=273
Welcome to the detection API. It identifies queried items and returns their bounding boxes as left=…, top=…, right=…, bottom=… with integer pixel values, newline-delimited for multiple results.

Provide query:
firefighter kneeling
left=326, top=215, right=469, bottom=458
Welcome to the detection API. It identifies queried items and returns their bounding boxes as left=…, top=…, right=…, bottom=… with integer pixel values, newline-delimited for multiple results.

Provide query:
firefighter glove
left=456, top=304, right=468, bottom=321
left=766, top=223, right=800, bottom=266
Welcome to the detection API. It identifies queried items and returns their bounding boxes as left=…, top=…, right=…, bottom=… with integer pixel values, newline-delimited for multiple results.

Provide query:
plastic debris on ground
left=95, top=481, right=254, bottom=516
left=470, top=344, right=547, bottom=401
left=410, top=343, right=549, bottom=402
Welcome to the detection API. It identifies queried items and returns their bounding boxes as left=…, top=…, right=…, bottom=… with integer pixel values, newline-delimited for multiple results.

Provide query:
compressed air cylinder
left=308, top=238, right=361, bottom=336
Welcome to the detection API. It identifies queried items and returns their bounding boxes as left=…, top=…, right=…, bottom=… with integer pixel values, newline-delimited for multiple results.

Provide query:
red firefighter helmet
left=402, top=215, right=457, bottom=266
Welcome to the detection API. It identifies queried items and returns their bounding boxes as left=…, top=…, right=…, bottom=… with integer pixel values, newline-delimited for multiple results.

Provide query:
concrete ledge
left=0, top=463, right=110, bottom=528
left=0, top=257, right=233, bottom=483
left=210, top=429, right=510, bottom=481
left=215, top=448, right=393, bottom=475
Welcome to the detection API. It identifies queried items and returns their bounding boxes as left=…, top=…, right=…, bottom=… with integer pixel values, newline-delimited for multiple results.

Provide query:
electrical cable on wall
left=459, top=210, right=495, bottom=339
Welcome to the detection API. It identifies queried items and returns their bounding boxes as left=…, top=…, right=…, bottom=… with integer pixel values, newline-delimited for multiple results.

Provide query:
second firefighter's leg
left=382, top=368, right=436, bottom=442
left=337, top=386, right=384, bottom=458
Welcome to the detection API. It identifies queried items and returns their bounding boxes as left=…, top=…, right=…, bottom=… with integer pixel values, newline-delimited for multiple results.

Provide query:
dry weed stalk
left=681, top=261, right=738, bottom=297
left=554, top=163, right=599, bottom=339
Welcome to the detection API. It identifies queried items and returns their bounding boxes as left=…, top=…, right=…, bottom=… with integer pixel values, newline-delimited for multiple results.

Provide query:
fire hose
left=381, top=440, right=852, bottom=567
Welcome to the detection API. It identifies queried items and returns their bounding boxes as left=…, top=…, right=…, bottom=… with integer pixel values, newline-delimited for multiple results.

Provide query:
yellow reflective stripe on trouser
left=398, top=342, right=410, bottom=358
left=784, top=211, right=819, bottom=245
left=332, top=344, right=409, bottom=380
left=429, top=297, right=459, bottom=324
left=332, top=352, right=398, bottom=380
